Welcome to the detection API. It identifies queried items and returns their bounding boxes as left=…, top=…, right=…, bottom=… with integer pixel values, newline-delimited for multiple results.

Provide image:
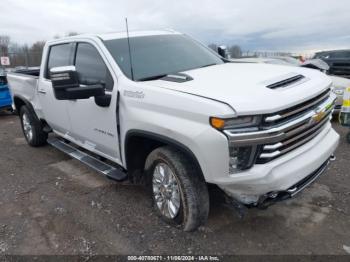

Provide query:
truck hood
left=147, top=63, right=332, bottom=115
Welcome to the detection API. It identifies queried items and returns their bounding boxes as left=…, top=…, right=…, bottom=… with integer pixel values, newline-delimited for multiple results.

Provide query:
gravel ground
left=0, top=113, right=349, bottom=256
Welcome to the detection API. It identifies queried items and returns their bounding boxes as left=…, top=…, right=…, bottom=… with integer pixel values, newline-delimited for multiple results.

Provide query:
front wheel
left=145, top=146, right=209, bottom=231
left=20, top=106, right=48, bottom=147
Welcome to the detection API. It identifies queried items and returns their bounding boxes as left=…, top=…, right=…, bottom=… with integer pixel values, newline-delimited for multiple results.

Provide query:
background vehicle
left=7, top=31, right=339, bottom=231
left=339, top=87, right=350, bottom=143
left=0, top=69, right=12, bottom=111
left=232, top=57, right=350, bottom=113
left=313, top=49, right=350, bottom=79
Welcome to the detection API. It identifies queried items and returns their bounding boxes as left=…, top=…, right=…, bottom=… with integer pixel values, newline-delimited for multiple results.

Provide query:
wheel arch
left=124, top=130, right=205, bottom=183
left=13, top=96, right=36, bottom=115
left=13, top=95, right=45, bottom=124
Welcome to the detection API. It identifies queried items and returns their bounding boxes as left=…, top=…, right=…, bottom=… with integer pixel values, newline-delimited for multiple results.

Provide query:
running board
left=47, top=137, right=127, bottom=181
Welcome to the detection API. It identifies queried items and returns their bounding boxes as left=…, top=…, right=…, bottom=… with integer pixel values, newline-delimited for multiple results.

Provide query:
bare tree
left=8, top=43, right=26, bottom=67
left=0, top=35, right=10, bottom=56
left=229, top=45, right=242, bottom=58
left=6, top=39, right=46, bottom=67
left=66, top=32, right=79, bottom=37
left=29, top=41, right=46, bottom=66
left=208, top=44, right=218, bottom=52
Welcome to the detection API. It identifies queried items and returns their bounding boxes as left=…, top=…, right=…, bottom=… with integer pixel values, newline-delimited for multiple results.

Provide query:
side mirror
left=50, top=66, right=79, bottom=90
left=217, top=46, right=228, bottom=58
left=50, top=66, right=105, bottom=100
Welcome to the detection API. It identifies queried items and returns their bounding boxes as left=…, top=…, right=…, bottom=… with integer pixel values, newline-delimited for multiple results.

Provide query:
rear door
left=38, top=43, right=75, bottom=134
left=66, top=41, right=121, bottom=163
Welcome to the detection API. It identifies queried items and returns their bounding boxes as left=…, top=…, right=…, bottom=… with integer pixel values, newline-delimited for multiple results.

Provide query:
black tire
left=19, top=105, right=48, bottom=147
left=145, top=146, right=209, bottom=231
left=347, top=131, right=350, bottom=144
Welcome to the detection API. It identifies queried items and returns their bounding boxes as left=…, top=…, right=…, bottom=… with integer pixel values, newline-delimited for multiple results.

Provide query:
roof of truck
left=48, top=30, right=182, bottom=45
left=51, top=30, right=182, bottom=44
left=98, top=29, right=181, bottom=40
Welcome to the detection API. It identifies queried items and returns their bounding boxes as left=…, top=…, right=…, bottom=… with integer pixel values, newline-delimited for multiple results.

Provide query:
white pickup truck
left=7, top=30, right=339, bottom=231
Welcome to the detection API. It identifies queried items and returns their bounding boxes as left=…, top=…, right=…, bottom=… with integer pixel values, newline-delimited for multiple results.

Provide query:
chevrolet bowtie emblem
left=310, top=111, right=326, bottom=124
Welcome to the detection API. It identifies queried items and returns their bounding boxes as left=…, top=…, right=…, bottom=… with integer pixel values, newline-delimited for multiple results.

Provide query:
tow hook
left=330, top=154, right=336, bottom=161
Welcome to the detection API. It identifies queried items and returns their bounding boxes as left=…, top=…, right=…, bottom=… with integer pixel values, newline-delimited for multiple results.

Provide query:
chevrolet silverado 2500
left=7, top=30, right=339, bottom=231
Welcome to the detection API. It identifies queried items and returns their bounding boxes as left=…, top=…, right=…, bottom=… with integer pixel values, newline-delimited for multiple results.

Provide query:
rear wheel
left=19, top=106, right=48, bottom=147
left=145, top=146, right=209, bottom=231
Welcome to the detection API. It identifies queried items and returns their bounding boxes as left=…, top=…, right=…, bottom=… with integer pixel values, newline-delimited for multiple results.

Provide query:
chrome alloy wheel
left=152, top=163, right=181, bottom=219
left=22, top=113, right=33, bottom=141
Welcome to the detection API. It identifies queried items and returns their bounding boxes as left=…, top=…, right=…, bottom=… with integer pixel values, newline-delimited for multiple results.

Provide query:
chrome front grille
left=264, top=88, right=331, bottom=125
left=224, top=88, right=336, bottom=164
left=257, top=110, right=330, bottom=163
left=257, top=88, right=334, bottom=163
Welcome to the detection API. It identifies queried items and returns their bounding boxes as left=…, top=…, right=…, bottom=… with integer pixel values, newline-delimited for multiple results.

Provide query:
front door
left=66, top=42, right=121, bottom=164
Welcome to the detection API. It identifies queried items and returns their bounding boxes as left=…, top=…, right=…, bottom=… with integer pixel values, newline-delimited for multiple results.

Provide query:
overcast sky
left=1, top=0, right=350, bottom=53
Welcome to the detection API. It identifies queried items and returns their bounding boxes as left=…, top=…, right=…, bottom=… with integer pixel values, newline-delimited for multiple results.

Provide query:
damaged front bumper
left=252, top=155, right=335, bottom=209
left=221, top=156, right=335, bottom=218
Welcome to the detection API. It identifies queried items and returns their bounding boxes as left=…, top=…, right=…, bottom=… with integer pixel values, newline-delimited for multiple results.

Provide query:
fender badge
left=123, top=90, right=145, bottom=99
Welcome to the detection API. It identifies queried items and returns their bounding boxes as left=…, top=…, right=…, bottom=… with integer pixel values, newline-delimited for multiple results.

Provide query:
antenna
left=125, top=18, right=135, bottom=81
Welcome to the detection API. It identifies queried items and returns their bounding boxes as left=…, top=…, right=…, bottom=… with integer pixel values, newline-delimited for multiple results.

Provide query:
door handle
left=38, top=90, right=46, bottom=94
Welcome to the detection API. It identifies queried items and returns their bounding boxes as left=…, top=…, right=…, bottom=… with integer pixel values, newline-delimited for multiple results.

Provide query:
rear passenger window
left=46, top=43, right=74, bottom=79
left=74, top=43, right=114, bottom=90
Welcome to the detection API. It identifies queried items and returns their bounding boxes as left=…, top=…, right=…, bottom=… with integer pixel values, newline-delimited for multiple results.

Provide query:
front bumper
left=217, top=125, right=340, bottom=204
left=253, top=157, right=334, bottom=208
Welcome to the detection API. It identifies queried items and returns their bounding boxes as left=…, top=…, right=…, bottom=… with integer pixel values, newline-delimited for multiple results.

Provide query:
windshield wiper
left=137, top=74, right=168, bottom=81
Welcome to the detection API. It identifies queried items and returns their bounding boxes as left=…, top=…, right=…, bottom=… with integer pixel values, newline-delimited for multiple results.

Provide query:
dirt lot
left=0, top=113, right=349, bottom=256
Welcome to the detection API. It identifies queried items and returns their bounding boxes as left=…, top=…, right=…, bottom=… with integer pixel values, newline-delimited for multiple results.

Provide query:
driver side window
left=74, top=43, right=114, bottom=90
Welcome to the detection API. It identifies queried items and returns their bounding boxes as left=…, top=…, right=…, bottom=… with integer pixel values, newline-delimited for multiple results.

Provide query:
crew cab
left=7, top=30, right=339, bottom=231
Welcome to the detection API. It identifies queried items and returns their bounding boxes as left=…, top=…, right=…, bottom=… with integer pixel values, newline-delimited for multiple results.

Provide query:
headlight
left=210, top=115, right=261, bottom=174
left=210, top=116, right=260, bottom=130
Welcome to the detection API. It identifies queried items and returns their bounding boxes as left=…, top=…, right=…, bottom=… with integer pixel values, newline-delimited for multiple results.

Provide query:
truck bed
left=6, top=67, right=41, bottom=112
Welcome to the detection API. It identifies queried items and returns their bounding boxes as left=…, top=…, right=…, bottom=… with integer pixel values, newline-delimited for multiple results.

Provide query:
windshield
left=104, top=34, right=224, bottom=81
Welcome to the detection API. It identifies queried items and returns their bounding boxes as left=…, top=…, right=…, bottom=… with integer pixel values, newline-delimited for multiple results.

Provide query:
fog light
left=229, top=147, right=239, bottom=173
left=229, top=146, right=257, bottom=174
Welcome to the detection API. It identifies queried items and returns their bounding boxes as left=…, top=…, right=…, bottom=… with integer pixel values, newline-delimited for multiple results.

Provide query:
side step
left=47, top=137, right=127, bottom=181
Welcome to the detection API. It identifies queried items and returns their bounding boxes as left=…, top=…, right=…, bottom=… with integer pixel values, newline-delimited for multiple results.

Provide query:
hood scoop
left=161, top=73, right=193, bottom=83
left=264, top=73, right=306, bottom=89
